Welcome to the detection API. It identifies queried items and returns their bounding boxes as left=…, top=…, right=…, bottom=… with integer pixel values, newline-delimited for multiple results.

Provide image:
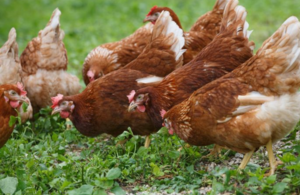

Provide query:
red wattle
left=60, top=111, right=70, bottom=118
left=10, top=101, right=19, bottom=108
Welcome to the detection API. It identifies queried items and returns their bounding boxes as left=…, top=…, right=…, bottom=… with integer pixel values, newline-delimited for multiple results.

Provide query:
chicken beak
left=128, top=101, right=138, bottom=112
left=15, top=95, right=30, bottom=104
left=143, top=15, right=156, bottom=23
left=51, top=106, right=62, bottom=115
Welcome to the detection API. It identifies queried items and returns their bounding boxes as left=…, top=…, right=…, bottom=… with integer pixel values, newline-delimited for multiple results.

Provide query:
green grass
left=1, top=0, right=300, bottom=194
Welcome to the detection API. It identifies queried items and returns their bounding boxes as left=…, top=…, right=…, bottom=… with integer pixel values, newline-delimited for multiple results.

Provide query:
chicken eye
left=154, top=12, right=160, bottom=17
left=9, top=90, right=17, bottom=95
left=137, top=95, right=143, bottom=100
left=61, top=101, right=67, bottom=106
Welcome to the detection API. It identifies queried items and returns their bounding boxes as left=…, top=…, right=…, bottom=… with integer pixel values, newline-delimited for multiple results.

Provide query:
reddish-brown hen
left=20, top=8, right=81, bottom=113
left=144, top=0, right=228, bottom=64
left=0, top=84, right=29, bottom=148
left=82, top=22, right=153, bottom=85
left=163, top=16, right=300, bottom=176
left=129, top=0, right=254, bottom=131
left=51, top=11, right=185, bottom=139
left=0, top=28, right=33, bottom=122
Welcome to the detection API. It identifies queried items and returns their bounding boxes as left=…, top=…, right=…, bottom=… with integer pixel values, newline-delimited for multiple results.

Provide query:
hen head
left=144, top=6, right=181, bottom=28
left=127, top=90, right=149, bottom=113
left=83, top=47, right=119, bottom=85
left=1, top=83, right=30, bottom=109
left=144, top=6, right=160, bottom=24
left=51, top=94, right=74, bottom=118
left=161, top=110, right=175, bottom=135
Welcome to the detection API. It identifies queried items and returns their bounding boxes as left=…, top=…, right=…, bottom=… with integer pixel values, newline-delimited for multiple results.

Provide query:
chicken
left=0, top=84, right=30, bottom=148
left=20, top=8, right=81, bottom=113
left=163, top=16, right=300, bottom=176
left=82, top=22, right=153, bottom=85
left=0, top=28, right=21, bottom=85
left=144, top=0, right=228, bottom=64
left=0, top=28, right=33, bottom=122
left=128, top=0, right=254, bottom=133
left=51, top=11, right=185, bottom=144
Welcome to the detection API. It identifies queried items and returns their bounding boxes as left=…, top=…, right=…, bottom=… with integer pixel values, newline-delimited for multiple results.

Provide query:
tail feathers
left=0, top=28, right=18, bottom=59
left=253, top=16, right=300, bottom=94
left=221, top=0, right=252, bottom=39
left=213, top=0, right=229, bottom=10
left=258, top=16, right=300, bottom=73
left=49, top=8, right=61, bottom=29
left=151, top=10, right=185, bottom=61
left=40, top=8, right=64, bottom=41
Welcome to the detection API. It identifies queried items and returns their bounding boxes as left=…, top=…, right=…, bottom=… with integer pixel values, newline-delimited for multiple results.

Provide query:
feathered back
left=20, top=8, right=67, bottom=75
left=0, top=28, right=22, bottom=85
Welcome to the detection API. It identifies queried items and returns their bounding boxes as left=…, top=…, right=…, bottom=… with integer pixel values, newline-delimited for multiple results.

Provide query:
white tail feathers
left=49, top=8, right=61, bottom=29
left=258, top=16, right=300, bottom=71
left=152, top=11, right=185, bottom=61
left=8, top=28, right=17, bottom=45
left=136, top=76, right=164, bottom=84
left=214, top=0, right=229, bottom=10
left=221, top=0, right=252, bottom=40
left=40, top=8, right=64, bottom=43
left=0, top=28, right=18, bottom=59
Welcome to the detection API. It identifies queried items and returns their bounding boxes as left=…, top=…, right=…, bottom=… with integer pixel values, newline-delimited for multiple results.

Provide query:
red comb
left=160, top=109, right=166, bottom=119
left=127, top=90, right=136, bottom=103
left=147, top=5, right=157, bottom=16
left=51, top=94, right=64, bottom=109
left=17, top=82, right=27, bottom=96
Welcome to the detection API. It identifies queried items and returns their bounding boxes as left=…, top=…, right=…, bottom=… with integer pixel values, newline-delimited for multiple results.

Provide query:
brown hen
left=0, top=84, right=29, bottom=148
left=82, top=22, right=153, bottom=85
left=144, top=0, right=228, bottom=64
left=163, top=16, right=300, bottom=176
left=20, top=8, right=81, bottom=113
left=0, top=28, right=33, bottom=122
left=129, top=0, right=254, bottom=132
left=51, top=11, right=185, bottom=143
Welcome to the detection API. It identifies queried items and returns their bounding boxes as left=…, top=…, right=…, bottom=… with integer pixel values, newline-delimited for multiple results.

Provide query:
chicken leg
left=144, top=135, right=151, bottom=148
left=238, top=150, right=254, bottom=170
left=264, top=140, right=283, bottom=176
left=66, top=118, right=72, bottom=130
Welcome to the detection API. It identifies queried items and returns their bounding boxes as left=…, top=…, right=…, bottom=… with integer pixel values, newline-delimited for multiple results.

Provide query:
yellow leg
left=66, top=118, right=72, bottom=130
left=144, top=135, right=151, bottom=148
left=202, top=145, right=223, bottom=159
left=264, top=140, right=283, bottom=176
left=238, top=150, right=254, bottom=170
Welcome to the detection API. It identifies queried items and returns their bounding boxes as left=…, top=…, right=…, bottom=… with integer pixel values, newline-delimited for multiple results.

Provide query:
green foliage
left=1, top=0, right=300, bottom=194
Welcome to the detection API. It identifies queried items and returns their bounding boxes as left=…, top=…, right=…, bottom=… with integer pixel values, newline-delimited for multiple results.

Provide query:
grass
left=0, top=0, right=300, bottom=194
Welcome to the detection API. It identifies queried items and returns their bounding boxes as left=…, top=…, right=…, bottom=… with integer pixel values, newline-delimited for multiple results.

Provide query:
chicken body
left=129, top=0, right=254, bottom=130
left=20, top=8, right=81, bottom=113
left=0, top=84, right=29, bottom=148
left=144, top=0, right=228, bottom=64
left=52, top=11, right=185, bottom=137
left=164, top=16, right=300, bottom=175
left=0, top=28, right=33, bottom=122
left=82, top=22, right=153, bottom=85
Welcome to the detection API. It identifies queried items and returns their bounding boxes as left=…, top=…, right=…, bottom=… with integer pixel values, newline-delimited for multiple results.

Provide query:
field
left=1, top=0, right=300, bottom=194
